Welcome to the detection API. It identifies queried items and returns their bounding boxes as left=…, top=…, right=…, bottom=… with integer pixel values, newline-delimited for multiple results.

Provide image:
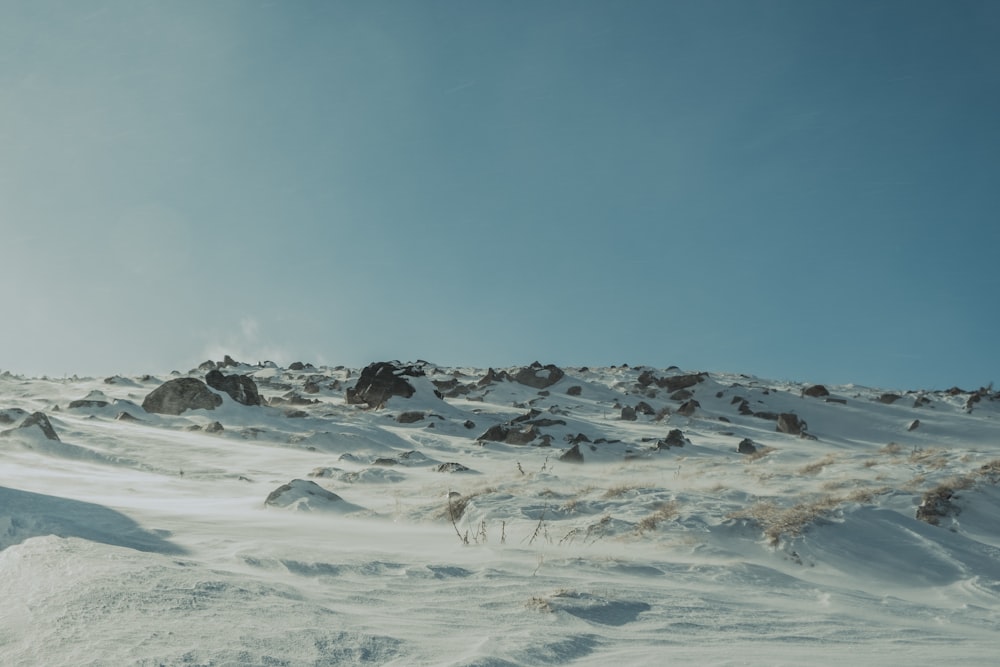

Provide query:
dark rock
left=197, top=360, right=217, bottom=372
left=738, top=400, right=755, bottom=416
left=570, top=433, right=591, bottom=444
left=68, top=399, right=110, bottom=409
left=776, top=413, right=807, bottom=436
left=907, top=419, right=921, bottom=432
left=289, top=362, right=306, bottom=371
left=142, top=378, right=222, bottom=415
left=670, top=389, right=693, bottom=401
left=463, top=420, right=476, bottom=430
left=265, top=479, right=344, bottom=509
left=635, top=401, right=654, bottom=416
left=525, top=418, right=566, bottom=428
left=664, top=429, right=687, bottom=447
left=504, top=426, right=538, bottom=445
left=537, top=390, right=550, bottom=397
left=559, top=443, right=584, bottom=463
left=803, top=384, right=829, bottom=398
left=877, top=393, right=902, bottom=405
left=566, top=385, right=582, bottom=397
left=396, top=411, right=425, bottom=424
left=477, top=424, right=510, bottom=442
left=6, top=412, right=60, bottom=441
left=512, top=364, right=565, bottom=389
left=620, top=406, right=637, bottom=421
left=478, top=368, right=510, bottom=386
left=738, top=438, right=758, bottom=455
left=754, top=411, right=780, bottom=421
left=204, top=421, right=225, bottom=434
left=303, top=381, right=320, bottom=394
left=660, top=372, right=708, bottom=392
left=205, top=370, right=262, bottom=407
left=372, top=458, right=398, bottom=466
left=221, top=355, right=240, bottom=368
left=346, top=361, right=424, bottom=409
left=513, top=408, right=542, bottom=424
left=284, top=410, right=308, bottom=419
left=115, top=411, right=140, bottom=422
left=825, top=397, right=847, bottom=405
left=676, top=399, right=700, bottom=417
left=916, top=486, right=959, bottom=526
left=436, top=462, right=471, bottom=473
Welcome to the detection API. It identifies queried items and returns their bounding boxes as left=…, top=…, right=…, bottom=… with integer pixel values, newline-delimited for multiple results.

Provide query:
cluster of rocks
left=141, top=368, right=261, bottom=416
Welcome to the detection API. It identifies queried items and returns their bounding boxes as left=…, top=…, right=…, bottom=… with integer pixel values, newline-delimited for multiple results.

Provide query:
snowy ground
left=2, top=360, right=999, bottom=666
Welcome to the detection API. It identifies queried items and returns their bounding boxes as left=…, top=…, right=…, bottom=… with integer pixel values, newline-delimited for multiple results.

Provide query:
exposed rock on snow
left=777, top=413, right=807, bottom=436
left=141, top=378, right=222, bottom=415
left=512, top=363, right=565, bottom=389
left=264, top=479, right=361, bottom=512
left=205, top=370, right=261, bottom=407
left=738, top=438, right=758, bottom=454
left=68, top=390, right=111, bottom=409
left=436, top=462, right=471, bottom=473
left=676, top=399, right=700, bottom=417
left=0, top=411, right=60, bottom=441
left=396, top=411, right=425, bottom=424
left=346, top=361, right=426, bottom=409
left=559, top=443, right=584, bottom=463
left=803, top=384, right=830, bottom=398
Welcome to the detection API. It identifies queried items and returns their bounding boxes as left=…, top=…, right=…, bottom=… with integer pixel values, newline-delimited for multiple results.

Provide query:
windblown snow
left=2, top=360, right=999, bottom=666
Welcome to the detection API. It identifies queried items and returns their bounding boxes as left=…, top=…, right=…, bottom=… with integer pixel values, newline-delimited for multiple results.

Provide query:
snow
left=1, top=364, right=999, bottom=665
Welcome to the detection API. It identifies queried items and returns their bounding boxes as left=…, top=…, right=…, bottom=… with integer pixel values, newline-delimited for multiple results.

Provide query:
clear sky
left=2, top=0, right=998, bottom=390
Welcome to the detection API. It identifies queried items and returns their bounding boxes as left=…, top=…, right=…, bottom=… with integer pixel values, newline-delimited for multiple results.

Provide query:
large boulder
left=802, top=384, right=829, bottom=398
left=0, top=412, right=60, bottom=441
left=205, top=370, right=261, bottom=407
left=141, top=378, right=222, bottom=415
left=776, top=413, right=807, bottom=436
left=346, top=362, right=424, bottom=409
left=512, top=363, right=565, bottom=389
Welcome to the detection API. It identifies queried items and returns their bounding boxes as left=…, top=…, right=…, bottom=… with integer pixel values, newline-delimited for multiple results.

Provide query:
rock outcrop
left=346, top=362, right=424, bottom=409
left=142, top=378, right=222, bottom=415
left=205, top=370, right=261, bottom=407
left=512, top=363, right=565, bottom=389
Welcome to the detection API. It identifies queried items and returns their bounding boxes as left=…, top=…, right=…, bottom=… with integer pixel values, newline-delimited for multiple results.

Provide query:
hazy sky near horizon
left=2, top=0, right=998, bottom=389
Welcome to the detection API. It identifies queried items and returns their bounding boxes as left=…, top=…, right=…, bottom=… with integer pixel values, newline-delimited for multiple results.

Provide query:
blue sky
left=2, top=0, right=998, bottom=389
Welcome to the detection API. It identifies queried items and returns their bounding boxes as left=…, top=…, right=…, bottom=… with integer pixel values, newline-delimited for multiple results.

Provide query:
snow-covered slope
left=2, top=361, right=999, bottom=666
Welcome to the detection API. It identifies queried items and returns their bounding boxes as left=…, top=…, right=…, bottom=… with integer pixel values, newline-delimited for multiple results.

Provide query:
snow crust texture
left=2, top=361, right=999, bottom=666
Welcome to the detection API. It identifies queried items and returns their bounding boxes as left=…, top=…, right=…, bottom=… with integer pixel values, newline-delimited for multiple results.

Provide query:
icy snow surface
left=2, top=362, right=999, bottom=666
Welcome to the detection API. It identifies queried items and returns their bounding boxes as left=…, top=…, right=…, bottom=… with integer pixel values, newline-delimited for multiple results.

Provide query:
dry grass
left=743, top=446, right=776, bottom=462
left=635, top=500, right=680, bottom=534
left=602, top=483, right=646, bottom=499
left=879, top=442, right=903, bottom=455
left=798, top=454, right=837, bottom=475
left=728, top=487, right=889, bottom=546
left=442, top=486, right=498, bottom=521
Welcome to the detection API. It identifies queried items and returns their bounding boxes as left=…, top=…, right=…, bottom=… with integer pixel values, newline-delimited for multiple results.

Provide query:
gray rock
left=512, top=363, right=565, bottom=389
left=142, top=378, right=222, bottom=415
left=5, top=412, right=61, bottom=441
left=396, top=411, right=425, bottom=424
left=205, top=370, right=262, bottom=407
left=776, top=413, right=806, bottom=436
left=346, top=361, right=424, bottom=408
left=566, top=385, right=582, bottom=396
left=436, top=462, right=471, bottom=473
left=802, top=384, right=830, bottom=398
left=205, top=421, right=225, bottom=433
left=559, top=443, right=584, bottom=463
left=737, top=438, right=758, bottom=454
left=677, top=399, right=700, bottom=417
left=620, top=406, right=637, bottom=421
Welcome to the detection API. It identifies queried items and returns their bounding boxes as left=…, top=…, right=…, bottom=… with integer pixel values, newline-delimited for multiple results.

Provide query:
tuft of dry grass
left=743, top=446, right=776, bottom=462
left=879, top=442, right=903, bottom=455
left=798, top=454, right=837, bottom=475
left=635, top=500, right=680, bottom=534
left=602, top=483, right=646, bottom=499
left=728, top=487, right=890, bottom=546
